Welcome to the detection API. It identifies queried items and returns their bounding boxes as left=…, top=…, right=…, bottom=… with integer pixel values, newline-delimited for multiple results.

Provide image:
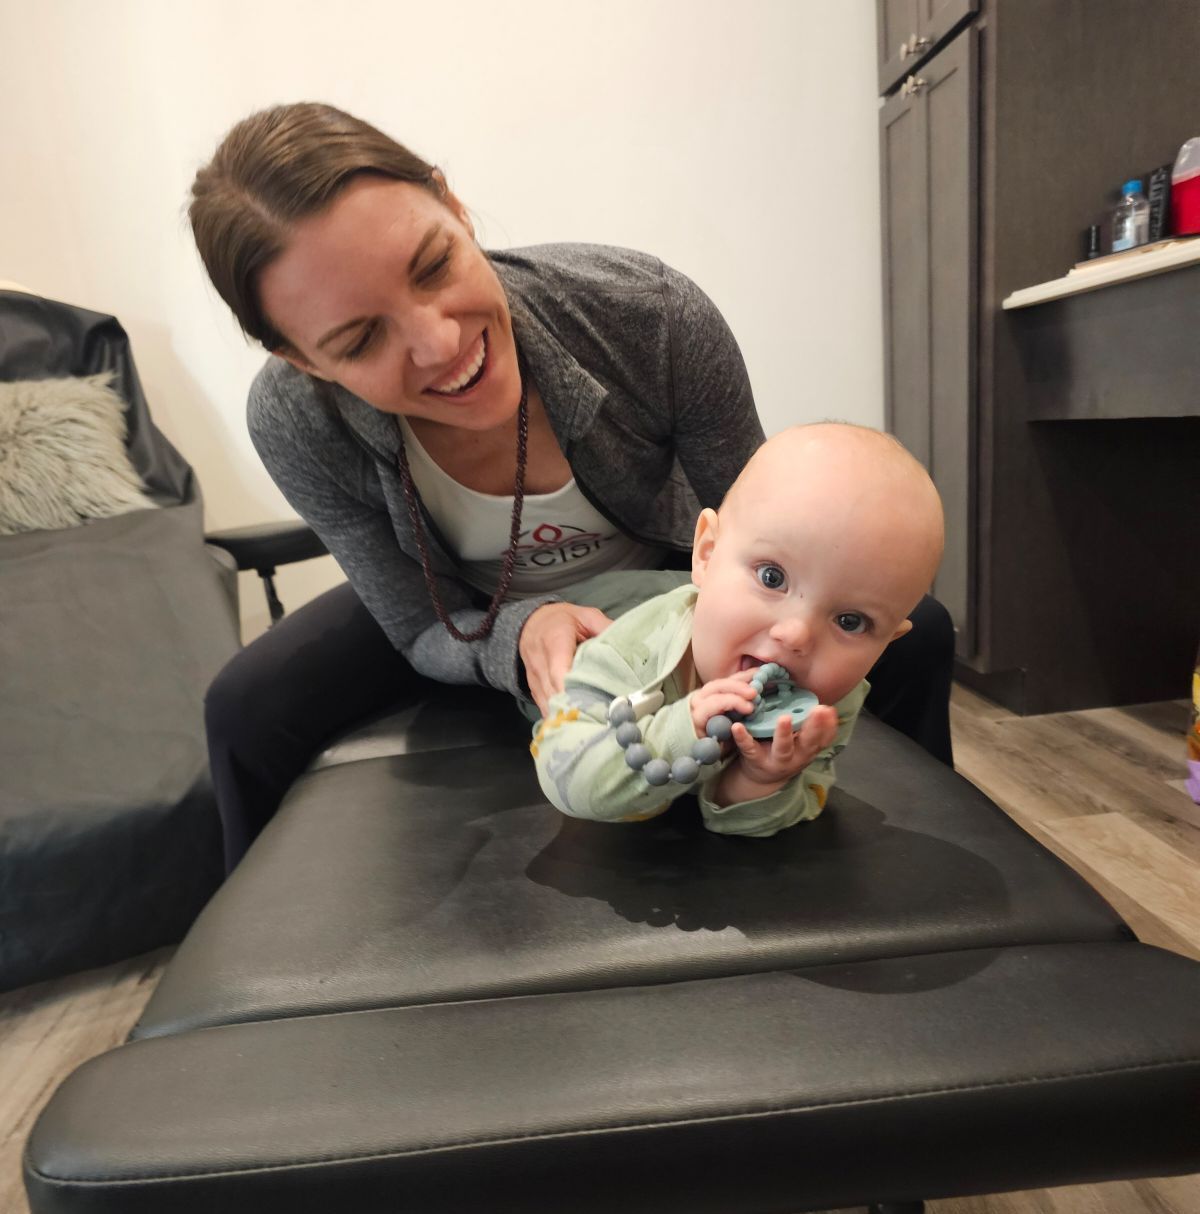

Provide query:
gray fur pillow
left=0, top=373, right=156, bottom=535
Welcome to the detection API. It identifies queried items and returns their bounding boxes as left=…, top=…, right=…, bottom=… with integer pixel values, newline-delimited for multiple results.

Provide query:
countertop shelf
left=1002, top=236, right=1200, bottom=309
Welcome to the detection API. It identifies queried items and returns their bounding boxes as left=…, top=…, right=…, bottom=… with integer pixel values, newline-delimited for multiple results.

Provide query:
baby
left=531, top=422, right=945, bottom=837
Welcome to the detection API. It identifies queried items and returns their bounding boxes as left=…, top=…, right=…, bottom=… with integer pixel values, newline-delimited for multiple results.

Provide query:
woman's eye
left=756, top=564, right=787, bottom=591
left=416, top=249, right=452, bottom=286
left=836, top=612, right=870, bottom=635
left=340, top=322, right=381, bottom=361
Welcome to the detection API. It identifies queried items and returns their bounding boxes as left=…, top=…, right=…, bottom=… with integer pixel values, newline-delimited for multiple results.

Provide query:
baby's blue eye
left=756, top=564, right=786, bottom=591
left=837, top=612, right=869, bottom=635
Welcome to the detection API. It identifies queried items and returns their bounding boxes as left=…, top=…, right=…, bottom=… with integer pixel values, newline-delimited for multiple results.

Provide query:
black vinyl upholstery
left=24, top=687, right=1200, bottom=1211
left=131, top=715, right=1131, bottom=1038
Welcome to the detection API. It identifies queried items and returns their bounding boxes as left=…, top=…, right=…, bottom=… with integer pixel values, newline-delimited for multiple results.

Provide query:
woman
left=192, top=103, right=954, bottom=870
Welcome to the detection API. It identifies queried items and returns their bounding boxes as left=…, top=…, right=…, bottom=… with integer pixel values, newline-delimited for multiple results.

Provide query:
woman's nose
left=770, top=615, right=813, bottom=654
left=406, top=306, right=462, bottom=369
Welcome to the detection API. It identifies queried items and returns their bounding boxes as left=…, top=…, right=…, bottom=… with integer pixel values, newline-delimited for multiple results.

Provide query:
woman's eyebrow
left=407, top=223, right=442, bottom=271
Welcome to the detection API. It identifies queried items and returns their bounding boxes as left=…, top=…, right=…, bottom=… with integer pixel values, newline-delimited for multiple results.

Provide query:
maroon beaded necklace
left=394, top=374, right=529, bottom=642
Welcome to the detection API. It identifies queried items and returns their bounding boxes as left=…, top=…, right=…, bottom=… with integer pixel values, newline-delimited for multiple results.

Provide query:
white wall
left=1, top=0, right=883, bottom=638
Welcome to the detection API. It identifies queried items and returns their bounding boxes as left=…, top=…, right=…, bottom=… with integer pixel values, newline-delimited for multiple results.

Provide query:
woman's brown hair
left=189, top=102, right=439, bottom=351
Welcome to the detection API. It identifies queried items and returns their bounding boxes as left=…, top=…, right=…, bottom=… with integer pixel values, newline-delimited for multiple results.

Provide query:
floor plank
left=1035, top=813, right=1200, bottom=953
left=0, top=950, right=170, bottom=1214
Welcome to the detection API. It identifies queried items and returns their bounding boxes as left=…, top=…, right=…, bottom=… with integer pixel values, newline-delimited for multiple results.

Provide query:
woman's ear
left=691, top=508, right=720, bottom=586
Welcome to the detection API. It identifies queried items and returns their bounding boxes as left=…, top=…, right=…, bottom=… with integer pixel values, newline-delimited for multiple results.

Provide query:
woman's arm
left=248, top=366, right=556, bottom=698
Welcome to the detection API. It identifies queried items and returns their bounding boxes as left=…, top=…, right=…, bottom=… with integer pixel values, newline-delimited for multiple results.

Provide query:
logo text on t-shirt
left=517, top=523, right=610, bottom=567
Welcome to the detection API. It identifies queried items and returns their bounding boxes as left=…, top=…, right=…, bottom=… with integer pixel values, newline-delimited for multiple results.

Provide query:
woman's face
left=258, top=175, right=520, bottom=432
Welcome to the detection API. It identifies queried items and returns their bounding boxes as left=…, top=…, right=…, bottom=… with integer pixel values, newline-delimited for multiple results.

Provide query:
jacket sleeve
left=531, top=642, right=700, bottom=824
left=662, top=266, right=766, bottom=508
left=248, top=364, right=554, bottom=699
left=697, top=690, right=866, bottom=838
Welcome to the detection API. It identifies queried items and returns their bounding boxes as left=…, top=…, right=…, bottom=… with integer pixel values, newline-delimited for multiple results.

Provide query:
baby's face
left=689, top=431, right=942, bottom=705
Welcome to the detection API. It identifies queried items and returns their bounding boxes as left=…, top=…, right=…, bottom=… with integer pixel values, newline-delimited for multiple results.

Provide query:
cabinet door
left=878, top=0, right=922, bottom=94
left=879, top=0, right=977, bottom=94
left=879, top=27, right=978, bottom=655
left=924, top=27, right=977, bottom=657
left=880, top=83, right=930, bottom=468
left=919, top=0, right=978, bottom=53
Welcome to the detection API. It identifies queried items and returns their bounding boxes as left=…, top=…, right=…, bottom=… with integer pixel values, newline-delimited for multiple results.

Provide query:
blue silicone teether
left=604, top=662, right=820, bottom=791
left=740, top=662, right=818, bottom=738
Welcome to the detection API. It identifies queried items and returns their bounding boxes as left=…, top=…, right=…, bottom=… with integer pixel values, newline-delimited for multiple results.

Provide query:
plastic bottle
left=1111, top=179, right=1150, bottom=252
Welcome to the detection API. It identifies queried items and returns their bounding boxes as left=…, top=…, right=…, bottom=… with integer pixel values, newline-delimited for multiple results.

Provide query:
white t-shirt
left=398, top=418, right=661, bottom=597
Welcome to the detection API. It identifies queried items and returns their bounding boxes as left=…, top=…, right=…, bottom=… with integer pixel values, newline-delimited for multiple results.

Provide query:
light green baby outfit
left=531, top=581, right=866, bottom=838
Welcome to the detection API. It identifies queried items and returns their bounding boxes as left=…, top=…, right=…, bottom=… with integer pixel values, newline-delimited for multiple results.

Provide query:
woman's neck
left=404, top=386, right=571, bottom=495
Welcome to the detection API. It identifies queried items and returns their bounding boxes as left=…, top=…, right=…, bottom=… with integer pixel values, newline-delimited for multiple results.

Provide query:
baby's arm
left=533, top=666, right=765, bottom=823
left=713, top=708, right=839, bottom=806
left=698, top=692, right=865, bottom=837
left=532, top=677, right=700, bottom=824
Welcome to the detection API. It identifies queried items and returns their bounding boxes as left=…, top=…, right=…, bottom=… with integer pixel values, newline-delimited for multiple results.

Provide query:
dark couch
left=23, top=680, right=1200, bottom=1212
left=0, top=291, right=325, bottom=992
left=0, top=291, right=235, bottom=990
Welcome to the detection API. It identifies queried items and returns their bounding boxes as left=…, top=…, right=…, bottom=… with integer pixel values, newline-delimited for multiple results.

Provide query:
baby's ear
left=889, top=619, right=914, bottom=642
left=691, top=508, right=720, bottom=585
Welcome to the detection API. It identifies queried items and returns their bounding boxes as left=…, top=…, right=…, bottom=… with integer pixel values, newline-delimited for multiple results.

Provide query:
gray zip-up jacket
left=248, top=243, right=764, bottom=698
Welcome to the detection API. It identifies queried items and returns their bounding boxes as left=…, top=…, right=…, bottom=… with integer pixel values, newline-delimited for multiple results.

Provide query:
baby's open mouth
left=739, top=655, right=788, bottom=683
left=428, top=331, right=487, bottom=396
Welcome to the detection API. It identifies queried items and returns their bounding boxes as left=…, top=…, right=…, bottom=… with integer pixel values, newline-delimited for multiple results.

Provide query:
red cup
left=1173, top=171, right=1200, bottom=236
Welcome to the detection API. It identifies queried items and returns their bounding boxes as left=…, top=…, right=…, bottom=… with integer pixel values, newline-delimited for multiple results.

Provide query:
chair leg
left=259, top=568, right=285, bottom=625
left=868, top=1203, right=925, bottom=1214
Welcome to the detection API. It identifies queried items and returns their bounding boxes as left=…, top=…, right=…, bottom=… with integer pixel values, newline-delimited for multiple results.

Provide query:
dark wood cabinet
left=877, top=0, right=977, bottom=95
left=877, top=0, right=1200, bottom=714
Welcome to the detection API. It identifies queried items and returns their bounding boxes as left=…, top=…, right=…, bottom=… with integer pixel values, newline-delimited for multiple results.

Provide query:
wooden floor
left=2, top=685, right=1197, bottom=1214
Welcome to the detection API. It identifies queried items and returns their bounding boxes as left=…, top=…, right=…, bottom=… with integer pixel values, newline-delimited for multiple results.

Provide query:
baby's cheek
left=814, top=651, right=880, bottom=705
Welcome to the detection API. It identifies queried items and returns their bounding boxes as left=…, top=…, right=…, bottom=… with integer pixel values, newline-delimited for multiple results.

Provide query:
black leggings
left=206, top=583, right=955, bottom=872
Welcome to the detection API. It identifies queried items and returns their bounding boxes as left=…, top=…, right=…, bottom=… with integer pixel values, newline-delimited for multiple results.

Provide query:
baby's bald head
left=720, top=423, right=944, bottom=628
left=689, top=423, right=944, bottom=701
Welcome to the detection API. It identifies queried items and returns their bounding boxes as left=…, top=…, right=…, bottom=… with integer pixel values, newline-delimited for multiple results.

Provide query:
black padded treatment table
left=24, top=685, right=1200, bottom=1213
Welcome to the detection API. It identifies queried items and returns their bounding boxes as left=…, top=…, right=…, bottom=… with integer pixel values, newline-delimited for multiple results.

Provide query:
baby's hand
left=688, top=670, right=761, bottom=739
left=714, top=705, right=840, bottom=804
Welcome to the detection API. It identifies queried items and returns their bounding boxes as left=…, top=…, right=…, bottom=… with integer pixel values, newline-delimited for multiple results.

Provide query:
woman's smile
left=427, top=330, right=488, bottom=397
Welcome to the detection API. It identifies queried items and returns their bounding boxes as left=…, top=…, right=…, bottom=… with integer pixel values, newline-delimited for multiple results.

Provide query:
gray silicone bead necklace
left=608, top=662, right=819, bottom=788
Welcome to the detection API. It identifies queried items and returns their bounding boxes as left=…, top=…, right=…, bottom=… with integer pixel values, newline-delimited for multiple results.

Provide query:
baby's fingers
left=730, top=721, right=763, bottom=758
left=771, top=714, right=796, bottom=758
left=691, top=680, right=760, bottom=734
left=798, top=706, right=839, bottom=755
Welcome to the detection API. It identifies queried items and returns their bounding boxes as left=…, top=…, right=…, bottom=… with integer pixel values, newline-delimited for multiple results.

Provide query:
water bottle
left=1111, top=179, right=1150, bottom=252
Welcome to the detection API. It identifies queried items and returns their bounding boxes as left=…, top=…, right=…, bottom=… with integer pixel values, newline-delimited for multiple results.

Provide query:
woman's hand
left=521, top=602, right=613, bottom=716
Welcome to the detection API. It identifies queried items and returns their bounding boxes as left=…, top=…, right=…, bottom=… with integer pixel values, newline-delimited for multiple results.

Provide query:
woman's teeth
left=431, top=335, right=486, bottom=394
